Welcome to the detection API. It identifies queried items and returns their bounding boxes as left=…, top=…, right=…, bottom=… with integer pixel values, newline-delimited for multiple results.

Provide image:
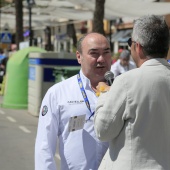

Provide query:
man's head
left=130, top=15, right=170, bottom=67
left=76, top=33, right=112, bottom=86
left=119, top=49, right=130, bottom=66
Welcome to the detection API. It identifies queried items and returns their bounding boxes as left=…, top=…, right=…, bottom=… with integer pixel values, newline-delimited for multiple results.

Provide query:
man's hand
left=96, top=82, right=110, bottom=96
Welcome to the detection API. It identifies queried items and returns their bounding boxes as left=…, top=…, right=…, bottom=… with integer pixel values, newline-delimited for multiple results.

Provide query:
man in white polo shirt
left=111, top=49, right=136, bottom=78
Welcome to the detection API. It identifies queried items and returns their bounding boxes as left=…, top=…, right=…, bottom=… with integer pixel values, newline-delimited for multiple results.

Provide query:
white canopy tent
left=106, top=0, right=170, bottom=17
left=68, top=0, right=170, bottom=18
left=0, top=0, right=170, bottom=31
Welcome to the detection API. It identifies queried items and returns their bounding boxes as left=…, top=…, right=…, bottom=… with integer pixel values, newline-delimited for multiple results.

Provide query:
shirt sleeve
left=94, top=76, right=127, bottom=142
left=35, top=86, right=60, bottom=170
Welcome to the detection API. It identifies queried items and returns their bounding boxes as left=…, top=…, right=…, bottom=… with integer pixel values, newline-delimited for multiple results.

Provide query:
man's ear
left=76, top=51, right=81, bottom=64
left=135, top=43, right=140, bottom=54
left=136, top=43, right=145, bottom=59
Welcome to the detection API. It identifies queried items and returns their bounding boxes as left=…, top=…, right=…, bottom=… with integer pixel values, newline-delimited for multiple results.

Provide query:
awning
left=2, top=0, right=170, bottom=30
left=112, top=29, right=132, bottom=42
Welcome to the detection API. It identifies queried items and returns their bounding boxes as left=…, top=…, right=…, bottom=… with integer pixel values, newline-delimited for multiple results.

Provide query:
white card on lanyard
left=68, top=114, right=86, bottom=132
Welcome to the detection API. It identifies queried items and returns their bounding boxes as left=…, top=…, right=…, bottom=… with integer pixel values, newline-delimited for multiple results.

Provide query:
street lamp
left=26, top=0, right=35, bottom=46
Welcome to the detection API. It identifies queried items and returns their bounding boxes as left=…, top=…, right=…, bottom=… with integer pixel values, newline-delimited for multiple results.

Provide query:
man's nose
left=97, top=55, right=105, bottom=62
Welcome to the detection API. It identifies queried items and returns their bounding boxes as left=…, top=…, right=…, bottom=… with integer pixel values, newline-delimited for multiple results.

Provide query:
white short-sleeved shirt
left=111, top=59, right=136, bottom=78
left=35, top=70, right=108, bottom=170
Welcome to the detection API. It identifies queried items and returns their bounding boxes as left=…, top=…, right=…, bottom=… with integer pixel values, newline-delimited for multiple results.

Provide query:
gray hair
left=119, top=49, right=130, bottom=59
left=132, top=15, right=169, bottom=58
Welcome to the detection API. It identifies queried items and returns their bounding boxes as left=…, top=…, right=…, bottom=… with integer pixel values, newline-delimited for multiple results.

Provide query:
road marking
left=6, top=116, right=17, bottom=122
left=0, top=110, right=5, bottom=115
left=19, top=126, right=31, bottom=133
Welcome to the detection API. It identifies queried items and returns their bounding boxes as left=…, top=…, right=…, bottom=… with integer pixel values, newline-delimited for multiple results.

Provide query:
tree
left=67, top=20, right=77, bottom=50
left=14, top=0, right=23, bottom=50
left=92, top=0, right=105, bottom=35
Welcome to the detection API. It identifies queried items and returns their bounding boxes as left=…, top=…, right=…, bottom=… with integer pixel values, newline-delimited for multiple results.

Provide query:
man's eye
left=91, top=52, right=98, bottom=54
left=91, top=53, right=99, bottom=57
left=104, top=51, right=110, bottom=54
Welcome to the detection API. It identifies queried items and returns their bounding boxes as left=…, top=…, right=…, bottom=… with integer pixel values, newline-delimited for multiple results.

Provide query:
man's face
left=76, top=33, right=112, bottom=83
left=120, top=58, right=130, bottom=66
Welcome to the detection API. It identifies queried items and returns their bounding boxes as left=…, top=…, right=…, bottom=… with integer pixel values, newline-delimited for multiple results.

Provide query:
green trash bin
left=2, top=47, right=46, bottom=109
left=53, top=66, right=81, bottom=83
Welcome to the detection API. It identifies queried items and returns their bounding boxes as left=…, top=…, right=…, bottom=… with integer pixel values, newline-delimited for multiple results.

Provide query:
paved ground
left=0, top=95, right=60, bottom=170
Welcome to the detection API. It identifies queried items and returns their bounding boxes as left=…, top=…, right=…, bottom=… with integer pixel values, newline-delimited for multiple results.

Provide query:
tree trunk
left=92, top=0, right=105, bottom=35
left=15, top=0, right=23, bottom=50
left=67, top=21, right=77, bottom=49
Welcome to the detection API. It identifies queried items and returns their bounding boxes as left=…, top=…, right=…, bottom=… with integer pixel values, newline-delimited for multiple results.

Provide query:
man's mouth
left=96, top=64, right=105, bottom=68
left=96, top=66, right=105, bottom=69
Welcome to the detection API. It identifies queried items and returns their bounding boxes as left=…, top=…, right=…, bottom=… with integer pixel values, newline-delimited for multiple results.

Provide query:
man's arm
left=35, top=88, right=59, bottom=170
left=94, top=76, right=127, bottom=141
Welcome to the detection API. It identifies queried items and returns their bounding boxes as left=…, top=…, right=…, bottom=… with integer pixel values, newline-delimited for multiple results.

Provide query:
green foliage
left=112, top=49, right=123, bottom=62
left=53, top=67, right=80, bottom=83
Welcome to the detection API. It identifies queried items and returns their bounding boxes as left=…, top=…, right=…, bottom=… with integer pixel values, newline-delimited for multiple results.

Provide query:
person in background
left=0, top=48, right=6, bottom=61
left=94, top=15, right=170, bottom=170
left=0, top=56, right=9, bottom=75
left=0, top=49, right=7, bottom=83
left=35, top=32, right=112, bottom=170
left=111, top=49, right=136, bottom=78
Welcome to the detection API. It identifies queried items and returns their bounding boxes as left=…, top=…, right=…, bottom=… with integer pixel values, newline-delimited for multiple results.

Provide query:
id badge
left=68, top=114, right=86, bottom=132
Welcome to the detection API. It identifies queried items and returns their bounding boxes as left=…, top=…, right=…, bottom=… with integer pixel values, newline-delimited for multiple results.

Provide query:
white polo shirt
left=111, top=59, right=136, bottom=78
left=35, top=70, right=108, bottom=170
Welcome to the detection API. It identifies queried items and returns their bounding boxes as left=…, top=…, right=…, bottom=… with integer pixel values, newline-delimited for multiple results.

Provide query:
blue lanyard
left=77, top=73, right=95, bottom=121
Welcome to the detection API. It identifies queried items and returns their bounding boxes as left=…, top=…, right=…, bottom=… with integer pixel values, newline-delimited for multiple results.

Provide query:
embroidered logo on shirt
left=42, top=105, right=48, bottom=116
left=67, top=100, right=84, bottom=105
